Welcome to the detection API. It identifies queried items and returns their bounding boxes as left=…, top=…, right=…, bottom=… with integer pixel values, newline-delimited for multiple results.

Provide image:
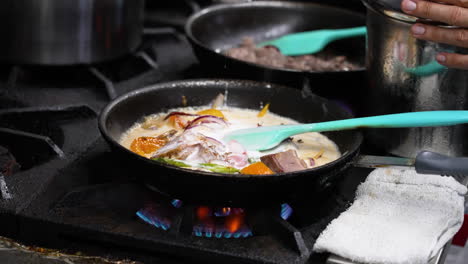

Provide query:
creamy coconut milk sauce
left=120, top=105, right=340, bottom=172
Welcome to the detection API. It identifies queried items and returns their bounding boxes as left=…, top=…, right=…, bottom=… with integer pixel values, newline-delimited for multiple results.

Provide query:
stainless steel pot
left=362, top=0, right=468, bottom=158
left=0, top=0, right=144, bottom=65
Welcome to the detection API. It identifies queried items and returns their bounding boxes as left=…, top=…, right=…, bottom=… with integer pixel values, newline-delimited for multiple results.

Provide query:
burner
left=137, top=200, right=266, bottom=238
left=136, top=190, right=299, bottom=239
left=192, top=206, right=252, bottom=238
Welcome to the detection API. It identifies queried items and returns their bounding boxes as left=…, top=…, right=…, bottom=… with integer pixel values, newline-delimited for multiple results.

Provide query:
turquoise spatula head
left=258, top=26, right=367, bottom=56
left=404, top=60, right=447, bottom=76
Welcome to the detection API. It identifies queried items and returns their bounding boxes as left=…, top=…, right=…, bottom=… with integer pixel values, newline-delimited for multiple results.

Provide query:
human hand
left=401, top=0, right=468, bottom=69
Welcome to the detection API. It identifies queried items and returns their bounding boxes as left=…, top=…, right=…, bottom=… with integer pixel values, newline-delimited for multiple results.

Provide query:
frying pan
left=185, top=1, right=366, bottom=101
left=99, top=79, right=362, bottom=206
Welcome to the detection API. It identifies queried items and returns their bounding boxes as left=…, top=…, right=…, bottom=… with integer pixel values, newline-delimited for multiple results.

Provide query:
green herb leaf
left=152, top=159, right=239, bottom=174
left=200, top=163, right=239, bottom=173
left=247, top=158, right=259, bottom=164
left=152, top=158, right=191, bottom=168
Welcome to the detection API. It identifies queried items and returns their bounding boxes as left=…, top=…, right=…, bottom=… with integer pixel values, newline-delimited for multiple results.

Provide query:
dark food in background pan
left=225, top=37, right=360, bottom=72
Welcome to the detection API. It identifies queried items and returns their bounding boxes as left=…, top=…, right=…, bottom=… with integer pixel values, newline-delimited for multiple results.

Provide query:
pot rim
left=362, top=0, right=457, bottom=27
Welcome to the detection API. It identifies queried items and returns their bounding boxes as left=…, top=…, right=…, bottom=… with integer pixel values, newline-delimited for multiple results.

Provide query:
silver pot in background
left=362, top=0, right=468, bottom=158
left=0, top=0, right=144, bottom=65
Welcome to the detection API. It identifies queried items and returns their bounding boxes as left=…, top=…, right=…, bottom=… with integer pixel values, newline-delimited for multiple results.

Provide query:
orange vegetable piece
left=130, top=137, right=166, bottom=156
left=196, top=109, right=225, bottom=119
left=313, top=149, right=325, bottom=159
left=168, top=115, right=187, bottom=129
left=258, top=103, right=270, bottom=117
left=240, top=162, right=274, bottom=175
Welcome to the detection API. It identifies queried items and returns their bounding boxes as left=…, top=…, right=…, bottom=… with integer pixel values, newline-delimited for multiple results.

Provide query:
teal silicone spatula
left=258, top=26, right=367, bottom=56
left=223, top=111, right=468, bottom=151
left=404, top=60, right=447, bottom=76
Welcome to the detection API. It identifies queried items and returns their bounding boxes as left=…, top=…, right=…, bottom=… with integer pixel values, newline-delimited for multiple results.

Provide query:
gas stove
left=0, top=27, right=365, bottom=263
left=0, top=1, right=452, bottom=264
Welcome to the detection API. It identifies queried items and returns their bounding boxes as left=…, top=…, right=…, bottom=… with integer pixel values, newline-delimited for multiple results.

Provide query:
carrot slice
left=196, top=109, right=225, bottom=119
left=130, top=137, right=167, bottom=156
left=258, top=103, right=270, bottom=117
left=240, top=162, right=274, bottom=175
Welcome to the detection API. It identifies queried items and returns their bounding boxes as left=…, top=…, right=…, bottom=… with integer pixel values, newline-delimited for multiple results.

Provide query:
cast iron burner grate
left=0, top=104, right=99, bottom=215
left=0, top=105, right=96, bottom=170
left=1, top=48, right=159, bottom=101
left=0, top=26, right=194, bottom=107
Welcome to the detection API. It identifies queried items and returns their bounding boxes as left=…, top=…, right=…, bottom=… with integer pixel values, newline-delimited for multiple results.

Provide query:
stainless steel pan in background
left=185, top=1, right=366, bottom=112
left=0, top=0, right=145, bottom=65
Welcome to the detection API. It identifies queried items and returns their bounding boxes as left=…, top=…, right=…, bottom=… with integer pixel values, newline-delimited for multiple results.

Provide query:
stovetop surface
left=10, top=137, right=370, bottom=264
left=0, top=2, right=372, bottom=263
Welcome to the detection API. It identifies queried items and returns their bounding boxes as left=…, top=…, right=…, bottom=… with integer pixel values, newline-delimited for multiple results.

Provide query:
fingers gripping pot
left=362, top=0, right=468, bottom=157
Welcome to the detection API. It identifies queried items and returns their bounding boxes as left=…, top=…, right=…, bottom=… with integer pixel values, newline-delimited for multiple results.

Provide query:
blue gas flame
left=136, top=210, right=171, bottom=230
left=171, top=199, right=183, bottom=208
left=137, top=203, right=292, bottom=238
left=280, top=203, right=293, bottom=220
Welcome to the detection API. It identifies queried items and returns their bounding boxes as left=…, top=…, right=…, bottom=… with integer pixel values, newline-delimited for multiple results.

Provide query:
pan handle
left=353, top=151, right=468, bottom=185
left=415, top=151, right=468, bottom=184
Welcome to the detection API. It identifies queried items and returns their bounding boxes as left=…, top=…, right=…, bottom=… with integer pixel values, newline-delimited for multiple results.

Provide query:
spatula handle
left=327, top=26, right=367, bottom=41
left=306, top=111, right=468, bottom=133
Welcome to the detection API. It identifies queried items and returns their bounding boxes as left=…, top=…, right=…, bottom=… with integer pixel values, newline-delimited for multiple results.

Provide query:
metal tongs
left=355, top=151, right=468, bottom=185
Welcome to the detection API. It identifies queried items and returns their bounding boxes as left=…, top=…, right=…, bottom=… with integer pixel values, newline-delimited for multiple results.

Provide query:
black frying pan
left=99, top=79, right=362, bottom=206
left=185, top=1, right=366, bottom=100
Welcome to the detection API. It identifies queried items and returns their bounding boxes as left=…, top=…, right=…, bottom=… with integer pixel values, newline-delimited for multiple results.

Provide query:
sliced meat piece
left=226, top=140, right=248, bottom=168
left=260, top=149, right=307, bottom=173
left=151, top=131, right=227, bottom=164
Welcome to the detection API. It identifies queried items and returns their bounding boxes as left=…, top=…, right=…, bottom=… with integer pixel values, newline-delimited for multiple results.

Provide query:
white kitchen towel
left=313, top=168, right=467, bottom=264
